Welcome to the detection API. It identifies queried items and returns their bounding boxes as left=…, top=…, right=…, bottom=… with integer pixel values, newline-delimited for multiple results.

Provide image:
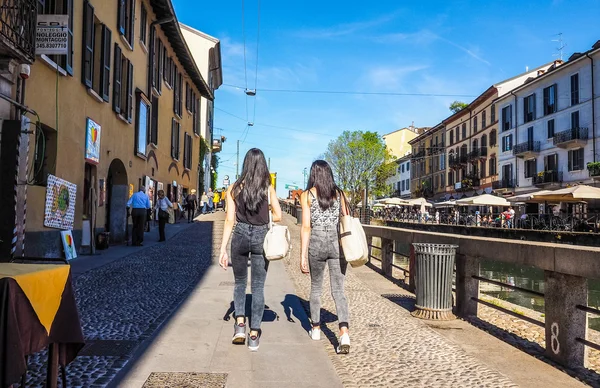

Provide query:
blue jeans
left=308, top=225, right=349, bottom=329
left=231, top=222, right=269, bottom=331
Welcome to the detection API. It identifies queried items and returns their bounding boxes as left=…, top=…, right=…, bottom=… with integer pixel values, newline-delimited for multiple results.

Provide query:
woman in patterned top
left=300, top=160, right=351, bottom=354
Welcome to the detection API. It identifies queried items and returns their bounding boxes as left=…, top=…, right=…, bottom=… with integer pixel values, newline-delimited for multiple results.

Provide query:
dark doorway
left=106, top=159, right=128, bottom=243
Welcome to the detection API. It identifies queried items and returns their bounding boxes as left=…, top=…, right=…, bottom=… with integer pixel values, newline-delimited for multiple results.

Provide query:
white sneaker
left=336, top=333, right=350, bottom=354
left=309, top=328, right=321, bottom=341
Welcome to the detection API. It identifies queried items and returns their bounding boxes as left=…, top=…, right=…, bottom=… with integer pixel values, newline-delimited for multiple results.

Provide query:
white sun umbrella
left=372, top=202, right=386, bottom=208
left=529, top=185, right=600, bottom=202
left=382, top=197, right=408, bottom=206
left=455, top=194, right=510, bottom=207
left=506, top=190, right=553, bottom=203
left=434, top=200, right=456, bottom=208
left=406, top=197, right=433, bottom=207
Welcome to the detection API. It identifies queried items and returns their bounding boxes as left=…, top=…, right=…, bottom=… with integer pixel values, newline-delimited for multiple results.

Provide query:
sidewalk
left=70, top=218, right=195, bottom=278
left=116, top=211, right=341, bottom=388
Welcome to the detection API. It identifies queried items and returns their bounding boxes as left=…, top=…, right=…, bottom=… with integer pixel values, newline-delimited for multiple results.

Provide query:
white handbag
left=339, top=194, right=369, bottom=267
left=263, top=190, right=291, bottom=261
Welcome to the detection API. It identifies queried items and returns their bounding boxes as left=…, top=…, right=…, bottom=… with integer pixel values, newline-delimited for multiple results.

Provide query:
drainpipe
left=586, top=52, right=597, bottom=162
left=510, top=91, right=519, bottom=188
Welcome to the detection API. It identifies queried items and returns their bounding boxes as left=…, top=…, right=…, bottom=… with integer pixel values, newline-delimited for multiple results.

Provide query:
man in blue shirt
left=127, top=186, right=151, bottom=246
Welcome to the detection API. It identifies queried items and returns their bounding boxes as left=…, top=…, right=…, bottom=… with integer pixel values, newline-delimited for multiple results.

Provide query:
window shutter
left=568, top=151, right=573, bottom=172
left=171, top=119, right=176, bottom=158
left=117, top=0, right=125, bottom=35
left=578, top=149, right=584, bottom=170
left=81, top=1, right=94, bottom=88
left=66, top=0, right=74, bottom=75
left=148, top=26, right=155, bottom=92
left=173, top=72, right=179, bottom=115
left=150, top=95, right=158, bottom=145
left=156, top=39, right=162, bottom=93
left=100, top=25, right=112, bottom=102
left=128, top=0, right=135, bottom=42
left=178, top=73, right=183, bottom=115
left=113, top=43, right=122, bottom=113
left=127, top=61, right=134, bottom=122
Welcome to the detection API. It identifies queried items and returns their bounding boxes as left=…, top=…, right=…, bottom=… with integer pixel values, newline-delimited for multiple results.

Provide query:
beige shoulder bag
left=338, top=192, right=368, bottom=267
left=263, top=189, right=291, bottom=261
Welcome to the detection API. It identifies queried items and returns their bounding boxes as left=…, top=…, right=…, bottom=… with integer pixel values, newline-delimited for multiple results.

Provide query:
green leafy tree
left=324, top=130, right=396, bottom=210
left=211, top=153, right=219, bottom=190
left=449, top=101, right=468, bottom=113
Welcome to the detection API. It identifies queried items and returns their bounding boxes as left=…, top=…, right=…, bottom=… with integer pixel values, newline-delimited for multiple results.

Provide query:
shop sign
left=85, top=118, right=102, bottom=164
left=36, top=15, right=68, bottom=55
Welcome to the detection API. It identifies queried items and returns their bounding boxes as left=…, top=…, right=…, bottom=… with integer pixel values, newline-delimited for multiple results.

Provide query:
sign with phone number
left=36, top=15, right=69, bottom=55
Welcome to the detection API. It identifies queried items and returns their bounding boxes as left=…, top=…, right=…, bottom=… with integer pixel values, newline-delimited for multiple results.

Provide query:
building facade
left=387, top=155, right=411, bottom=198
left=382, top=125, right=423, bottom=159
left=409, top=123, right=446, bottom=200
left=180, top=24, right=223, bottom=192
left=497, top=43, right=600, bottom=196
left=0, top=0, right=217, bottom=259
left=444, top=64, right=553, bottom=200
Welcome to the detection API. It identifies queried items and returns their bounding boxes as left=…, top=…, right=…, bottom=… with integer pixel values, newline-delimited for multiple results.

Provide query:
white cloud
left=295, top=13, right=398, bottom=39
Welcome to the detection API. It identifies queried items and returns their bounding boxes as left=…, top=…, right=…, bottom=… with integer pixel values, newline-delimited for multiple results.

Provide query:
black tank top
left=234, top=189, right=269, bottom=226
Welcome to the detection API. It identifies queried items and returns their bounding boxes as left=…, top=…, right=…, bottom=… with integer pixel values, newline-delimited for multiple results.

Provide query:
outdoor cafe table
left=0, top=263, right=84, bottom=387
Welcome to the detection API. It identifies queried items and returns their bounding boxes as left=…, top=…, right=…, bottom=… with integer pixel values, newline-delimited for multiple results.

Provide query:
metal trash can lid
left=412, top=243, right=458, bottom=254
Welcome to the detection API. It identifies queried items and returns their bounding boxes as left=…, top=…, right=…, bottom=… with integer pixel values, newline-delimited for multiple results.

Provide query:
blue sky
left=174, top=0, right=600, bottom=197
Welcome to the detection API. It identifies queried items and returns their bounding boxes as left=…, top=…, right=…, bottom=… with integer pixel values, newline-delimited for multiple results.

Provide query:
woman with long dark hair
left=300, top=160, right=350, bottom=354
left=219, top=148, right=282, bottom=351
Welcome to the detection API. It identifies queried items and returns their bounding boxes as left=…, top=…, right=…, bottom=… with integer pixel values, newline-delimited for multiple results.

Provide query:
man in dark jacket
left=186, top=189, right=198, bottom=223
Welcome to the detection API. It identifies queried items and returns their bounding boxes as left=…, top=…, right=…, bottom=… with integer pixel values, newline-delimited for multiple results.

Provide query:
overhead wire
left=252, top=0, right=261, bottom=126
left=222, top=83, right=478, bottom=98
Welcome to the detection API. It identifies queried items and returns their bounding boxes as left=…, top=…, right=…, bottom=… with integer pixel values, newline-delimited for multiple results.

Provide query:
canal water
left=392, top=254, right=600, bottom=331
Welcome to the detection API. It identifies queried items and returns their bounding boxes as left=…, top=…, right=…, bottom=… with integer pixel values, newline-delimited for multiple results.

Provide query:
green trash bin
left=296, top=206, right=303, bottom=225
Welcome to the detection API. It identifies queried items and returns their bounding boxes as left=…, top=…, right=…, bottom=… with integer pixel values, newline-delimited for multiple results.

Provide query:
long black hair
left=306, top=160, right=342, bottom=210
left=232, top=148, right=271, bottom=213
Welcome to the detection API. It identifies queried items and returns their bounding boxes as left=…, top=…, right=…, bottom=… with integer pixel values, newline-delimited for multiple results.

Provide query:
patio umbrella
left=382, top=197, right=408, bottom=205
left=528, top=185, right=600, bottom=202
left=372, top=203, right=386, bottom=208
left=506, top=190, right=553, bottom=202
left=406, top=198, right=433, bottom=207
left=434, top=200, right=456, bottom=208
left=455, top=194, right=510, bottom=207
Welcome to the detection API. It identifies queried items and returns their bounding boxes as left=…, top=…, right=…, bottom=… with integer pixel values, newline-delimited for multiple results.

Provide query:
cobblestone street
left=25, top=221, right=215, bottom=387
left=23, top=212, right=590, bottom=387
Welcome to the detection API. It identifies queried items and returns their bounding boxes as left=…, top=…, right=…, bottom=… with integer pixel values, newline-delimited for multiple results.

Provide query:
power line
left=252, top=0, right=261, bottom=125
left=222, top=83, right=478, bottom=98
left=241, top=0, right=250, bottom=124
left=215, top=107, right=246, bottom=121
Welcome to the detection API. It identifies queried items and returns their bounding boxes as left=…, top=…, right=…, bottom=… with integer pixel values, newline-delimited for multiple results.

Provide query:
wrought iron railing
left=0, top=0, right=37, bottom=63
left=492, top=178, right=514, bottom=190
left=533, top=170, right=562, bottom=186
left=513, top=141, right=540, bottom=156
left=553, top=127, right=588, bottom=146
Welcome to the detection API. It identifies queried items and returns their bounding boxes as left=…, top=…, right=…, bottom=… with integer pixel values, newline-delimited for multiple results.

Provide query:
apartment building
left=387, top=155, right=411, bottom=199
left=409, top=123, right=446, bottom=200
left=180, top=24, right=223, bottom=191
left=497, top=41, right=600, bottom=195
left=444, top=64, right=553, bottom=200
left=382, top=125, right=424, bottom=159
left=0, top=0, right=217, bottom=258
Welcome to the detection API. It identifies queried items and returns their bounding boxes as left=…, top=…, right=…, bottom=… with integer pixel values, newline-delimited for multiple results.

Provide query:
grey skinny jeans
left=231, top=222, right=269, bottom=331
left=308, top=225, right=349, bottom=329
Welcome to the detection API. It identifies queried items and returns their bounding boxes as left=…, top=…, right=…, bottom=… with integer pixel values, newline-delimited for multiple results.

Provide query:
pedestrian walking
left=186, top=189, right=198, bottom=223
left=207, top=188, right=214, bottom=213
left=300, top=160, right=351, bottom=354
left=213, top=190, right=221, bottom=211
left=201, top=191, right=209, bottom=214
left=155, top=190, right=173, bottom=242
left=127, top=186, right=151, bottom=246
left=220, top=187, right=227, bottom=211
left=218, top=148, right=282, bottom=351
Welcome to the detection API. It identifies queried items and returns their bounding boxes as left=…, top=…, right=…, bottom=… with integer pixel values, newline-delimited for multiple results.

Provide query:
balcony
left=553, top=127, right=588, bottom=149
left=534, top=170, right=562, bottom=187
left=212, top=139, right=222, bottom=152
left=513, top=141, right=540, bottom=159
left=449, top=154, right=467, bottom=169
left=467, top=147, right=488, bottom=161
left=456, top=175, right=480, bottom=192
left=0, top=0, right=37, bottom=64
left=588, top=162, right=600, bottom=181
left=411, top=150, right=425, bottom=160
left=492, top=178, right=515, bottom=191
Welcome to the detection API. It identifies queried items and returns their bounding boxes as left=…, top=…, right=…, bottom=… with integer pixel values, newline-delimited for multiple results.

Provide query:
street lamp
left=303, top=167, right=307, bottom=189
